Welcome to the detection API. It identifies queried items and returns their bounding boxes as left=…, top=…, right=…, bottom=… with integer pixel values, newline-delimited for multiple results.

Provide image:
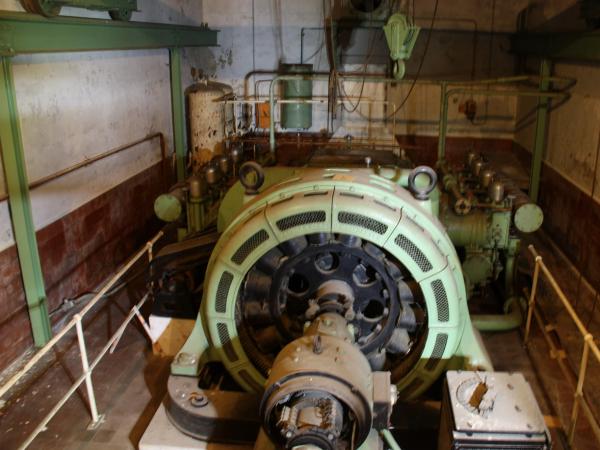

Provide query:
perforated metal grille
left=238, top=369, right=263, bottom=392
left=338, top=211, right=388, bottom=235
left=425, top=333, right=448, bottom=371
left=215, top=271, right=233, bottom=313
left=402, top=377, right=424, bottom=393
left=394, top=234, right=433, bottom=272
left=431, top=279, right=449, bottom=322
left=231, top=229, right=269, bottom=265
left=217, top=322, right=238, bottom=362
left=276, top=210, right=327, bottom=231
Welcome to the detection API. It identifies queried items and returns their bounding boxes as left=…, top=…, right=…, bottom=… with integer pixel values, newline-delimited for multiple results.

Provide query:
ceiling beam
left=511, top=30, right=600, bottom=62
left=0, top=11, right=218, bottom=55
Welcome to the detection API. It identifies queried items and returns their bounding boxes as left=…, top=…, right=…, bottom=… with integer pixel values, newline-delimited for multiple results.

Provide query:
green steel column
left=437, top=81, right=448, bottom=164
left=0, top=56, right=52, bottom=345
left=529, top=59, right=552, bottom=202
left=169, top=47, right=186, bottom=181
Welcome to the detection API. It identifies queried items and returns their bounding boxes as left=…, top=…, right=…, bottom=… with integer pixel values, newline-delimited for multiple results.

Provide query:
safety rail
left=524, top=244, right=600, bottom=447
left=0, top=230, right=163, bottom=450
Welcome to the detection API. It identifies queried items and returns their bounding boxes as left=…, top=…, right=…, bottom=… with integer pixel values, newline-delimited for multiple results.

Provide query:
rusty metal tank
left=187, top=80, right=234, bottom=169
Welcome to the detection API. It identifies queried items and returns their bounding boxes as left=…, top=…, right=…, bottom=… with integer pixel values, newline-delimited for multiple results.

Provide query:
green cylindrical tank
left=281, top=64, right=312, bottom=129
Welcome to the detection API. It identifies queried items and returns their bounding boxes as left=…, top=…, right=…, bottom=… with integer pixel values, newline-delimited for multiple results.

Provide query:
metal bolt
left=176, top=352, right=196, bottom=366
left=189, top=393, right=209, bottom=408
left=313, top=335, right=323, bottom=354
left=327, top=433, right=334, bottom=441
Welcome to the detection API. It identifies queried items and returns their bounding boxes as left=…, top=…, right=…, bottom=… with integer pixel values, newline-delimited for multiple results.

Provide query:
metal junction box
left=438, top=371, right=551, bottom=449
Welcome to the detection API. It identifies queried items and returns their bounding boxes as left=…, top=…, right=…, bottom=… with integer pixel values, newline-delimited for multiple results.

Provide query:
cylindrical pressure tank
left=187, top=80, right=234, bottom=168
left=280, top=64, right=313, bottom=129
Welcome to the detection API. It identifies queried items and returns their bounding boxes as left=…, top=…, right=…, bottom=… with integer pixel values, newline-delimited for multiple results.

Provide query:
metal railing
left=524, top=244, right=600, bottom=446
left=0, top=230, right=163, bottom=450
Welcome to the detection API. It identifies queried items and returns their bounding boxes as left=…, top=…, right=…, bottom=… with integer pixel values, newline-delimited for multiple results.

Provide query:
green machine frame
left=0, top=11, right=217, bottom=346
left=173, top=167, right=492, bottom=399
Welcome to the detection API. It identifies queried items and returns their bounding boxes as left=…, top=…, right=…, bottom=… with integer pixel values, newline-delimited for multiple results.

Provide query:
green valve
left=154, top=193, right=182, bottom=222
left=514, top=203, right=544, bottom=233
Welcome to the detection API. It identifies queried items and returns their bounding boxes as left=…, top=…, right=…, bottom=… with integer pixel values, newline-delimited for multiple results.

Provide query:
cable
left=338, top=23, right=381, bottom=113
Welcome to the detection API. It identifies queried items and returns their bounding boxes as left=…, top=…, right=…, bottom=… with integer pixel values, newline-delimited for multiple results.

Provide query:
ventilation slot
left=425, top=333, right=448, bottom=371
left=238, top=369, right=264, bottom=392
left=375, top=200, right=396, bottom=211
left=216, top=322, right=238, bottom=362
left=395, top=234, right=433, bottom=272
left=339, top=192, right=364, bottom=199
left=276, top=210, right=327, bottom=231
left=231, top=229, right=269, bottom=265
left=431, top=279, right=449, bottom=322
left=338, top=211, right=388, bottom=235
left=215, top=271, right=233, bottom=313
left=402, top=377, right=424, bottom=393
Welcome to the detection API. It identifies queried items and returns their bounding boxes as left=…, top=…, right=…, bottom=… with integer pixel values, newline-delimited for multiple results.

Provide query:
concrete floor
left=0, top=271, right=578, bottom=450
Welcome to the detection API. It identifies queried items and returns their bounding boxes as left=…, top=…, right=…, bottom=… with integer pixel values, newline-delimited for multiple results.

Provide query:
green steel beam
left=0, top=56, right=52, bottom=345
left=529, top=59, right=552, bottom=203
left=170, top=47, right=186, bottom=181
left=0, top=11, right=218, bottom=55
left=511, top=30, right=600, bottom=62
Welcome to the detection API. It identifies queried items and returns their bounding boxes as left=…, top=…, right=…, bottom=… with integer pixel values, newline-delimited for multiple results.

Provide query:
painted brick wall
left=0, top=161, right=169, bottom=372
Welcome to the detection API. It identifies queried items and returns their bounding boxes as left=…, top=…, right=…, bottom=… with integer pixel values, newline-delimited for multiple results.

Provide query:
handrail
left=524, top=244, right=600, bottom=446
left=0, top=230, right=164, bottom=449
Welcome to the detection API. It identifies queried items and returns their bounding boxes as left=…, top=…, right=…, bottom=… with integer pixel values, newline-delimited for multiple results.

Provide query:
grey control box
left=438, top=371, right=551, bottom=449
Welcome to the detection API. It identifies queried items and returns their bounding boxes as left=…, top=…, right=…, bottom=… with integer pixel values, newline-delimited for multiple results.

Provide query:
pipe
left=0, top=132, right=167, bottom=203
left=380, top=429, right=403, bottom=450
left=265, top=71, right=574, bottom=157
left=268, top=73, right=439, bottom=154
left=437, top=86, right=571, bottom=163
left=472, top=296, right=523, bottom=331
left=269, top=74, right=329, bottom=154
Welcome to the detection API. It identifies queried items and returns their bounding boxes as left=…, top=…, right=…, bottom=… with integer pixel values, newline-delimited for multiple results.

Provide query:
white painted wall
left=0, top=0, right=561, bottom=253
left=515, top=62, right=600, bottom=202
left=0, top=1, right=205, bottom=252
left=200, top=0, right=523, bottom=142
left=513, top=0, right=600, bottom=202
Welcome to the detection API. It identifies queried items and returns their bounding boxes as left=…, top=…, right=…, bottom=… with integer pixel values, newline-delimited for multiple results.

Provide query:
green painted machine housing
left=173, top=167, right=492, bottom=399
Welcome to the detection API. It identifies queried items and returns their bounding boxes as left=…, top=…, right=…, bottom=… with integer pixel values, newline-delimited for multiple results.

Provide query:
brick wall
left=0, top=161, right=169, bottom=372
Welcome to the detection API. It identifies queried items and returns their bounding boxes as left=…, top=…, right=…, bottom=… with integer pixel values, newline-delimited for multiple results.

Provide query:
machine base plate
left=140, top=403, right=253, bottom=450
